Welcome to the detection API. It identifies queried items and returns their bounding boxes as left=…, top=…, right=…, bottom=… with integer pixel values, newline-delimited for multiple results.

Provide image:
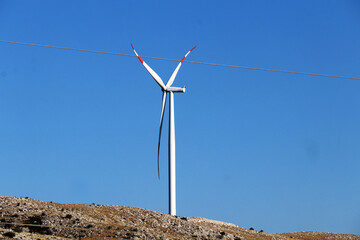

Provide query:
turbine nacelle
left=164, top=86, right=186, bottom=93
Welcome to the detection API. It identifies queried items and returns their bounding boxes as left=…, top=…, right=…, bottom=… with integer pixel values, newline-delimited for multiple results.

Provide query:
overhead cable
left=1, top=40, right=359, bottom=81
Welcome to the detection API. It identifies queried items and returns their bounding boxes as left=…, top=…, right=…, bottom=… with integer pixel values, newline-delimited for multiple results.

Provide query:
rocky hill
left=0, top=196, right=359, bottom=240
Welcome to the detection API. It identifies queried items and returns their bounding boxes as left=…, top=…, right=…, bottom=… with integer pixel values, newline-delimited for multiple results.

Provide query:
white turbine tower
left=131, top=44, right=196, bottom=216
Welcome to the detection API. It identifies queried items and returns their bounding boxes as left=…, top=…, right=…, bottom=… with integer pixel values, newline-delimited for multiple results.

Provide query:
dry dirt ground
left=0, top=196, right=359, bottom=240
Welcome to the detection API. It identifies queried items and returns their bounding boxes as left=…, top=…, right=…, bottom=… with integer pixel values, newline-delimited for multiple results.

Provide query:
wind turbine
left=131, top=44, right=196, bottom=216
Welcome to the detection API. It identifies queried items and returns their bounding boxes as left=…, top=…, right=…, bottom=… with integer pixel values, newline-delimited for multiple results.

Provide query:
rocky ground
left=0, top=196, right=359, bottom=240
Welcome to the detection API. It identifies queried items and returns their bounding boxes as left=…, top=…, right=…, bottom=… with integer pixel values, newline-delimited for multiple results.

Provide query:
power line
left=1, top=39, right=359, bottom=81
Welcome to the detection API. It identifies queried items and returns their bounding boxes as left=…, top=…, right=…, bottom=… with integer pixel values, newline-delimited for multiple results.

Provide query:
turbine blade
left=131, top=43, right=166, bottom=90
left=166, top=46, right=197, bottom=87
left=157, top=91, right=167, bottom=179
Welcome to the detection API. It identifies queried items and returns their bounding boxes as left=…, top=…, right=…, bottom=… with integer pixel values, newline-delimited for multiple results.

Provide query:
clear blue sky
left=0, top=0, right=359, bottom=235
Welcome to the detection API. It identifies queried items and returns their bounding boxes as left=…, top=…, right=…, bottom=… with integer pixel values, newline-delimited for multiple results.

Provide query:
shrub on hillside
left=3, top=231, right=15, bottom=238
